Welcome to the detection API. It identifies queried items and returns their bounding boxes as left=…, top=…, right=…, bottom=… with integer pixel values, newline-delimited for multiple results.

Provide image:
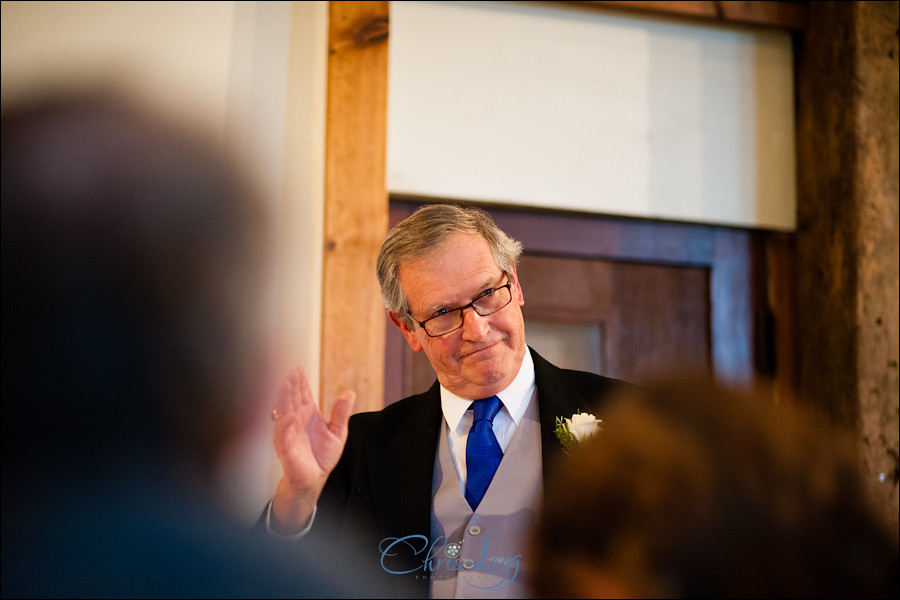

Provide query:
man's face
left=390, top=231, right=527, bottom=400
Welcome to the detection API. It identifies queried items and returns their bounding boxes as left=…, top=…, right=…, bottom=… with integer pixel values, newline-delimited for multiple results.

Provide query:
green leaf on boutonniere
left=554, top=409, right=603, bottom=455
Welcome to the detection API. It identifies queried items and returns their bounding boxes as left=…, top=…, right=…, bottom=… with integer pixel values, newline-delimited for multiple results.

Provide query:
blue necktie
left=465, top=395, right=503, bottom=510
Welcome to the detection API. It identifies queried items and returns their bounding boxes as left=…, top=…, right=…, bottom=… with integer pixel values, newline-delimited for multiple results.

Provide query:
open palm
left=271, top=366, right=355, bottom=532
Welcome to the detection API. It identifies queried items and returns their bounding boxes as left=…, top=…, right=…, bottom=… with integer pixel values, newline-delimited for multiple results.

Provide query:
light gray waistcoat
left=429, top=392, right=543, bottom=599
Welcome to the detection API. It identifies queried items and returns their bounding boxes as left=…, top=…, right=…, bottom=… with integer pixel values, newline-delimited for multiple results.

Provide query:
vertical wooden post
left=321, top=1, right=390, bottom=413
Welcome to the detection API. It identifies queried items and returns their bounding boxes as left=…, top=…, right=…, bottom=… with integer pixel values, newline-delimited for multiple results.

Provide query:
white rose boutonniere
left=554, top=410, right=602, bottom=454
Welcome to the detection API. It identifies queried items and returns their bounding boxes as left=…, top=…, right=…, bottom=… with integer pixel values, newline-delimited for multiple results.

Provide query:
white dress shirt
left=439, top=350, right=536, bottom=495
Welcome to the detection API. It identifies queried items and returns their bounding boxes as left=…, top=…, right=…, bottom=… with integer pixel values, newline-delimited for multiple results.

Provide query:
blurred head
left=1, top=91, right=271, bottom=490
left=377, top=204, right=527, bottom=399
left=532, top=376, right=898, bottom=598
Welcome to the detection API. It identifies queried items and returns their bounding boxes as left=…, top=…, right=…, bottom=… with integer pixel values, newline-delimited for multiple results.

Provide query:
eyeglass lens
left=422, top=284, right=511, bottom=336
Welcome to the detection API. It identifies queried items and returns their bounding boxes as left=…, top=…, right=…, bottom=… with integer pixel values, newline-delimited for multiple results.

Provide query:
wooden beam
left=554, top=1, right=809, bottom=31
left=321, top=1, right=390, bottom=414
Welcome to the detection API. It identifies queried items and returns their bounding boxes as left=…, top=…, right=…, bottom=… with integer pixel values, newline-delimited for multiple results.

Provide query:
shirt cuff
left=264, top=499, right=316, bottom=539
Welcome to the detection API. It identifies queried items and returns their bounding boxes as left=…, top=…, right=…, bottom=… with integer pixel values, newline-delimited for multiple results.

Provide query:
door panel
left=519, top=254, right=710, bottom=382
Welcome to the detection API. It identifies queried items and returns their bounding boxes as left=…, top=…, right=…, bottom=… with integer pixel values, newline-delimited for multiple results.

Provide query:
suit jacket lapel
left=530, top=348, right=591, bottom=484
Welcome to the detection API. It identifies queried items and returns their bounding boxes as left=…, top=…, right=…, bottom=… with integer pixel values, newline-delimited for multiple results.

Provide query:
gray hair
left=376, top=204, right=523, bottom=324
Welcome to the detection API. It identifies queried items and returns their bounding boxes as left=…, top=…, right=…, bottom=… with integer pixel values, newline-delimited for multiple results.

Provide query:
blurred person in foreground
left=0, top=90, right=380, bottom=598
left=531, top=375, right=899, bottom=599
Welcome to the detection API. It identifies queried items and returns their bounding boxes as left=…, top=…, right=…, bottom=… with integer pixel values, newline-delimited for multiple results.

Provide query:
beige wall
left=1, top=1, right=236, bottom=128
left=1, top=0, right=329, bottom=524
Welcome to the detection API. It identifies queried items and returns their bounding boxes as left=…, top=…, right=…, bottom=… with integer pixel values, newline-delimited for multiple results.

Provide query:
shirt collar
left=440, top=349, right=536, bottom=433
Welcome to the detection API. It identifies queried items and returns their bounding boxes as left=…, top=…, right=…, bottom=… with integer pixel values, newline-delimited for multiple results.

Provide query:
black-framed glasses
left=409, top=278, right=513, bottom=337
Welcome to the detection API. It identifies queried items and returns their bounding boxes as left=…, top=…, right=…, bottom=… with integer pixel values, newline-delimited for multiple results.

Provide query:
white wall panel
left=388, top=1, right=796, bottom=230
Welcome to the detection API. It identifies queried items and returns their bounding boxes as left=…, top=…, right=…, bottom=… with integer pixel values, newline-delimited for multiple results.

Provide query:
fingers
left=296, top=370, right=316, bottom=421
left=272, top=392, right=303, bottom=446
left=274, top=365, right=356, bottom=443
left=273, top=369, right=305, bottom=458
left=293, top=367, right=315, bottom=406
left=329, top=390, right=356, bottom=439
left=272, top=413, right=294, bottom=459
left=272, top=377, right=289, bottom=418
left=273, top=365, right=310, bottom=423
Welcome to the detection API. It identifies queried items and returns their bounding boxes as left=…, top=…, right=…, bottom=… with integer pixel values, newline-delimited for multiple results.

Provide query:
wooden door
left=384, top=199, right=770, bottom=403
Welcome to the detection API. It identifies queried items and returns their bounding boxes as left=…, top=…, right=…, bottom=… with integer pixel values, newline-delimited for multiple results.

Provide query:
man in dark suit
left=262, top=204, right=625, bottom=598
